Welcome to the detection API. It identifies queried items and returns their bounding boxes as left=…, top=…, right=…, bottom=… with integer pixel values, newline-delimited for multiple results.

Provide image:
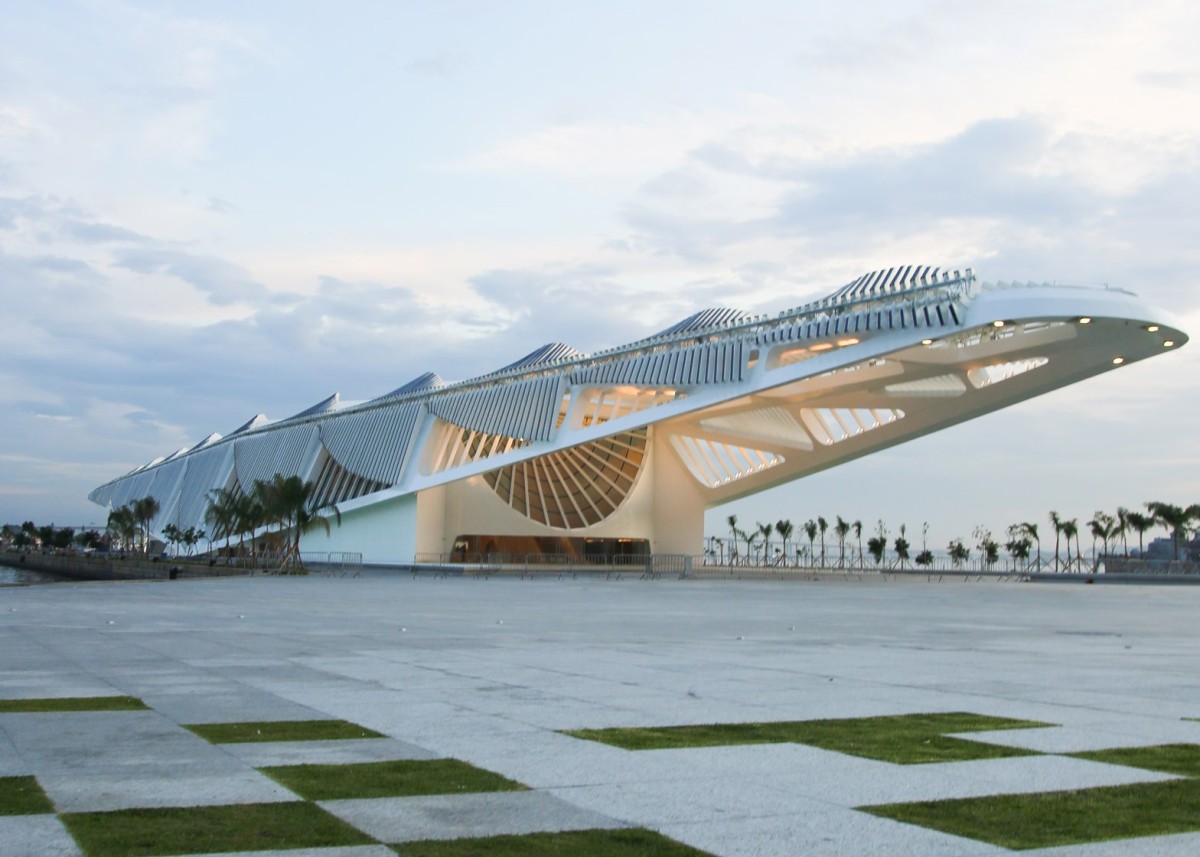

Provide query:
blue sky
left=2, top=0, right=1198, bottom=549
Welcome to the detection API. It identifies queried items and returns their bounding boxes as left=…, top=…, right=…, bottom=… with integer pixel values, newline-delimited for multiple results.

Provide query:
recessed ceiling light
left=837, top=337, right=860, bottom=347
left=992, top=320, right=1005, bottom=328
left=1164, top=340, right=1175, bottom=347
left=1112, top=357, right=1125, bottom=365
left=1147, top=325, right=1160, bottom=332
left=921, top=338, right=933, bottom=346
left=1078, top=317, right=1092, bottom=324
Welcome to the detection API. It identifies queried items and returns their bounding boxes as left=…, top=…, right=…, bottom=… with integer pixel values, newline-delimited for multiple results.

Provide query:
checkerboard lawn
left=61, top=802, right=373, bottom=857
left=563, top=711, right=1051, bottom=763
left=261, top=758, right=526, bottom=800
left=184, top=718, right=385, bottom=743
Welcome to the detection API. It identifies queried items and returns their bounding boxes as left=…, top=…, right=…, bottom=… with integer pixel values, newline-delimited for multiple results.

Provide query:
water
left=0, top=561, right=66, bottom=586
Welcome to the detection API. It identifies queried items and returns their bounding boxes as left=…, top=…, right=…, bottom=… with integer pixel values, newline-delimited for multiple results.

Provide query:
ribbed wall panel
left=109, top=469, right=154, bottom=511
left=427, top=376, right=563, bottom=441
left=174, top=444, right=234, bottom=532
left=755, top=300, right=965, bottom=349
left=319, top=402, right=422, bottom=485
left=233, top=424, right=320, bottom=491
left=145, top=458, right=186, bottom=528
left=570, top=341, right=744, bottom=387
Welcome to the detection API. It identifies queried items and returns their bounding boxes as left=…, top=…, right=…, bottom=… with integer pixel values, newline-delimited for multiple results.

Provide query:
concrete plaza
left=2, top=573, right=1200, bottom=856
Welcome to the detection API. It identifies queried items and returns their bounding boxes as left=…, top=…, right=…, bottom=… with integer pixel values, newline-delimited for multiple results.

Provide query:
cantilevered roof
left=652, top=308, right=752, bottom=338
left=826, top=265, right=959, bottom=304
left=498, top=342, right=585, bottom=372
left=285, top=392, right=340, bottom=421
left=188, top=432, right=222, bottom=452
left=229, top=413, right=270, bottom=436
left=371, top=371, right=445, bottom=402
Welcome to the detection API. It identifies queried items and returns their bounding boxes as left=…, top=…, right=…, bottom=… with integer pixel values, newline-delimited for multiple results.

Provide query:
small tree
left=775, top=519, right=794, bottom=566
left=1005, top=524, right=1032, bottom=570
left=834, top=516, right=850, bottom=568
left=866, top=520, right=888, bottom=567
left=757, top=522, right=773, bottom=566
left=803, top=520, right=818, bottom=568
left=893, top=524, right=910, bottom=569
left=1126, top=511, right=1153, bottom=556
left=914, top=548, right=934, bottom=568
left=948, top=538, right=970, bottom=568
left=973, top=526, right=999, bottom=569
left=817, top=516, right=828, bottom=568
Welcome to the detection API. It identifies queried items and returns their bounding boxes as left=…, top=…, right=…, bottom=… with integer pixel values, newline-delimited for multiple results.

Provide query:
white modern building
left=89, top=266, right=1186, bottom=564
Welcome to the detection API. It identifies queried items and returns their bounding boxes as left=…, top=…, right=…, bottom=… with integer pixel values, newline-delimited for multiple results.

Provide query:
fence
left=412, top=552, right=693, bottom=578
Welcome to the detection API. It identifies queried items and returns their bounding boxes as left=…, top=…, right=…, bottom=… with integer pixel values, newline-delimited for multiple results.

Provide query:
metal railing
left=412, top=552, right=691, bottom=578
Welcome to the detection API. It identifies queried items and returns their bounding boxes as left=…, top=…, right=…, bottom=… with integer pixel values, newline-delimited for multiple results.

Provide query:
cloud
left=113, top=248, right=266, bottom=305
left=619, top=116, right=1200, bottom=308
left=60, top=219, right=151, bottom=243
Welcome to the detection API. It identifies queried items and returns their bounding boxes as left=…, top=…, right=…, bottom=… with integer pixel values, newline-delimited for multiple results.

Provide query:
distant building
left=90, top=266, right=1187, bottom=564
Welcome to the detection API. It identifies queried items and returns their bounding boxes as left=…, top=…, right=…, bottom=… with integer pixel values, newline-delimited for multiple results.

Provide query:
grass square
left=861, top=778, right=1200, bottom=850
left=0, top=775, right=54, bottom=815
left=0, top=696, right=147, bottom=713
left=184, top=719, right=385, bottom=743
left=562, top=712, right=1050, bottom=764
left=1071, top=744, right=1200, bottom=777
left=260, top=758, right=526, bottom=801
left=393, top=827, right=713, bottom=855
left=61, top=801, right=374, bottom=857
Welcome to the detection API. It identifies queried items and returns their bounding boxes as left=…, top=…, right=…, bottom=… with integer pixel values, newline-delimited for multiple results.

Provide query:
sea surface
left=0, top=561, right=66, bottom=586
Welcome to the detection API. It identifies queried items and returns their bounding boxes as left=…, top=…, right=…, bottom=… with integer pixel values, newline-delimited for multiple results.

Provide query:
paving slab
left=0, top=814, right=83, bottom=857
left=321, top=789, right=626, bottom=843
left=2, top=575, right=1200, bottom=855
left=220, top=736, right=437, bottom=767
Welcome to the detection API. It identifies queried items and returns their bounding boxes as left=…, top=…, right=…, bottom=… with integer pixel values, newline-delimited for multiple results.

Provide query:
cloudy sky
left=2, top=0, right=1198, bottom=550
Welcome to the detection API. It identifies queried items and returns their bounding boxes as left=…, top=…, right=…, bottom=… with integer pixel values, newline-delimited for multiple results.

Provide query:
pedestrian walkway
left=3, top=575, right=1200, bottom=855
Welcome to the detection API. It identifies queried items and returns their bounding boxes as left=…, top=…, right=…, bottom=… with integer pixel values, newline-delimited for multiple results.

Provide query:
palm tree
left=1115, top=507, right=1131, bottom=556
left=205, top=488, right=240, bottom=560
left=1049, top=511, right=1063, bottom=572
left=1088, top=511, right=1115, bottom=567
left=1125, top=510, right=1153, bottom=557
left=775, top=519, right=794, bottom=566
left=853, top=520, right=864, bottom=569
left=834, top=516, right=850, bottom=568
left=106, top=505, right=138, bottom=554
left=132, top=496, right=160, bottom=556
left=1020, top=522, right=1041, bottom=570
left=1061, top=518, right=1079, bottom=571
left=268, top=475, right=340, bottom=570
left=817, top=516, right=828, bottom=568
left=803, top=520, right=818, bottom=568
left=757, top=522, right=773, bottom=566
left=234, top=489, right=266, bottom=566
left=742, top=526, right=759, bottom=567
left=1146, top=502, right=1192, bottom=561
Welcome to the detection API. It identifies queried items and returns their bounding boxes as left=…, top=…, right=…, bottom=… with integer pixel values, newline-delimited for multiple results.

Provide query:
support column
left=647, top=427, right=707, bottom=555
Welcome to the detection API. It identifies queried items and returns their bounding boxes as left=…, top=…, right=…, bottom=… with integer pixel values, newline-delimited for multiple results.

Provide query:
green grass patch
left=61, top=801, right=373, bottom=857
left=0, top=775, right=54, bottom=815
left=394, top=827, right=712, bottom=856
left=563, top=712, right=1051, bottom=764
left=862, top=777, right=1200, bottom=850
left=261, top=758, right=526, bottom=801
left=184, top=719, right=385, bottom=743
left=1071, top=743, right=1200, bottom=777
left=0, top=696, right=147, bottom=713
